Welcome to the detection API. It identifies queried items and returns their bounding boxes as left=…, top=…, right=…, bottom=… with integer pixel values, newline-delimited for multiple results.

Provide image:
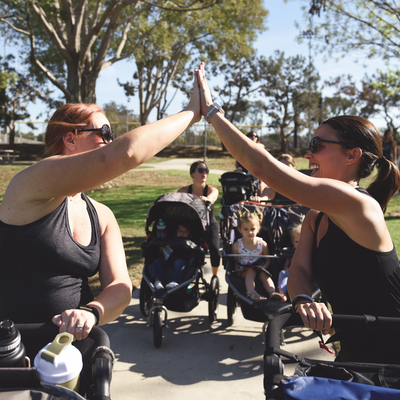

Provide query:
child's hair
left=235, top=209, right=263, bottom=228
left=288, top=217, right=304, bottom=242
left=288, top=223, right=302, bottom=241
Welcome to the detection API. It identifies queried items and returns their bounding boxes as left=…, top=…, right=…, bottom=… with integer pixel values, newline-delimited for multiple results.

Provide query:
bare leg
left=244, top=269, right=266, bottom=301
left=259, top=271, right=286, bottom=301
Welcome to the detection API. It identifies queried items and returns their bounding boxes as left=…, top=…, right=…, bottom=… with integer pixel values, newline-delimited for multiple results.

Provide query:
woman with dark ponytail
left=196, top=62, right=400, bottom=364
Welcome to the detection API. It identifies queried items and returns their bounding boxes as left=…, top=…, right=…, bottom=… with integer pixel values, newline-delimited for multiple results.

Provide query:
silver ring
left=76, top=324, right=84, bottom=329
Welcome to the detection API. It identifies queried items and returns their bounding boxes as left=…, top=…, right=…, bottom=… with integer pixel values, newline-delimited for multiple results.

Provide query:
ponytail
left=235, top=209, right=263, bottom=227
left=322, top=116, right=400, bottom=213
left=367, top=157, right=400, bottom=212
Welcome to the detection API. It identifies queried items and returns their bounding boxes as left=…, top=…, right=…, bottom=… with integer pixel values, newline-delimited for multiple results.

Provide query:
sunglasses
left=77, top=124, right=114, bottom=144
left=308, top=136, right=354, bottom=154
left=249, top=135, right=258, bottom=139
left=197, top=167, right=209, bottom=174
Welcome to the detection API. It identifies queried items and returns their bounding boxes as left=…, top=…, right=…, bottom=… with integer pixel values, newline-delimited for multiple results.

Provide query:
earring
left=72, top=147, right=75, bottom=150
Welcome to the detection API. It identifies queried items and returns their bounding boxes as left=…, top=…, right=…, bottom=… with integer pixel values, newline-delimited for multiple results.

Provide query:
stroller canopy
left=146, top=193, right=210, bottom=235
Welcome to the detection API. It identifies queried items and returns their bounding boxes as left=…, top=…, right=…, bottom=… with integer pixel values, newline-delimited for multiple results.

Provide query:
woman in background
left=178, top=161, right=220, bottom=276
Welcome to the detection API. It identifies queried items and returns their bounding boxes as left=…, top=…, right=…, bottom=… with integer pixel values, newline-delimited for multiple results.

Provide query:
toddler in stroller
left=232, top=209, right=285, bottom=302
left=152, top=223, right=195, bottom=290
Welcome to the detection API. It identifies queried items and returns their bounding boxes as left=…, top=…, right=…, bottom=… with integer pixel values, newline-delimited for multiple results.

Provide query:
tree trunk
left=280, top=127, right=288, bottom=153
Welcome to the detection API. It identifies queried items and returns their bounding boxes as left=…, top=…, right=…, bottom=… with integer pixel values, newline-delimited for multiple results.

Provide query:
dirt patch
left=156, top=145, right=232, bottom=158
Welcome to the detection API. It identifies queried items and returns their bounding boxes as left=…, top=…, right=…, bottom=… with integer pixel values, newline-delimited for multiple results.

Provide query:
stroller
left=139, top=193, right=220, bottom=348
left=0, top=322, right=113, bottom=400
left=264, top=312, right=400, bottom=399
left=220, top=199, right=320, bottom=341
left=219, top=171, right=261, bottom=206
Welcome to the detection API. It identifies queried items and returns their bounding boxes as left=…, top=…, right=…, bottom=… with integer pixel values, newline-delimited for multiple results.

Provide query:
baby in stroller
left=152, top=223, right=195, bottom=290
left=232, top=209, right=285, bottom=302
left=277, top=221, right=303, bottom=298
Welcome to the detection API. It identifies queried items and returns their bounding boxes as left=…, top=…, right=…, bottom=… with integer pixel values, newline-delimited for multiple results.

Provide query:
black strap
left=188, top=184, right=208, bottom=197
left=313, top=212, right=324, bottom=250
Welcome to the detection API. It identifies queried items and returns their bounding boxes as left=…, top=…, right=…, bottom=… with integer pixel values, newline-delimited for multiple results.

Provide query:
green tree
left=118, top=0, right=267, bottom=125
left=360, top=69, right=400, bottom=136
left=322, top=74, right=361, bottom=117
left=0, top=55, right=47, bottom=145
left=102, top=101, right=140, bottom=138
left=211, top=55, right=267, bottom=125
left=295, top=0, right=400, bottom=63
left=0, top=0, right=225, bottom=104
left=260, top=51, right=321, bottom=153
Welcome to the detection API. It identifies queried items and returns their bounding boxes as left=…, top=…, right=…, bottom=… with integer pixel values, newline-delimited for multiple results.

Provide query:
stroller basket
left=264, top=313, right=400, bottom=399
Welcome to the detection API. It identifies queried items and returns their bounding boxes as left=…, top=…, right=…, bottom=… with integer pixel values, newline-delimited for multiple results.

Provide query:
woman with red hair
left=0, top=75, right=201, bottom=340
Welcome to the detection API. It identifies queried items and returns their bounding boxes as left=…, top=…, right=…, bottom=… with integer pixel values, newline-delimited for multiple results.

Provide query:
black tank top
left=312, top=188, right=400, bottom=363
left=188, top=185, right=217, bottom=225
left=0, top=193, right=101, bottom=323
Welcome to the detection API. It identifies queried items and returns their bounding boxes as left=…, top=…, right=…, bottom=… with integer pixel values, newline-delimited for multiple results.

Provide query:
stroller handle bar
left=266, top=313, right=400, bottom=350
left=222, top=254, right=280, bottom=259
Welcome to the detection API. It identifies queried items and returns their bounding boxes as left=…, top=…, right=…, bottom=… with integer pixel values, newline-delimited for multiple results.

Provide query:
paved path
left=135, top=158, right=228, bottom=176
left=102, top=157, right=335, bottom=399
left=102, top=257, right=335, bottom=400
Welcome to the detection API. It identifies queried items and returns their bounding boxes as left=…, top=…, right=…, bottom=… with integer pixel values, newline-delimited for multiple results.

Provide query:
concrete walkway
left=102, top=257, right=335, bottom=400
left=135, top=158, right=228, bottom=176
left=101, top=157, right=335, bottom=399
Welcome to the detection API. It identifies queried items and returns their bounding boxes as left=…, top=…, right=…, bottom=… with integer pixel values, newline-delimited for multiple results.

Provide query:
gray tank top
left=0, top=193, right=101, bottom=323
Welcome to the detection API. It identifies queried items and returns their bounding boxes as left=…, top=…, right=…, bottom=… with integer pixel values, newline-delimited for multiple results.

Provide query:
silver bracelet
left=204, top=103, right=224, bottom=123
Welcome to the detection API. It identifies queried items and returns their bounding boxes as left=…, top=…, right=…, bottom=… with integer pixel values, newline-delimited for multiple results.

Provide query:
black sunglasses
left=77, top=124, right=114, bottom=144
left=197, top=167, right=209, bottom=174
left=249, top=135, right=258, bottom=139
left=308, top=136, right=354, bottom=154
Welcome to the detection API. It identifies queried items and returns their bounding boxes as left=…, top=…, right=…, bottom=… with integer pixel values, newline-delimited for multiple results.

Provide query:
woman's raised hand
left=196, top=62, right=214, bottom=116
left=185, top=69, right=202, bottom=124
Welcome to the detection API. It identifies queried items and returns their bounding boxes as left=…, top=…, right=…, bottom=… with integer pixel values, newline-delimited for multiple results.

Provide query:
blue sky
left=2, top=0, right=395, bottom=130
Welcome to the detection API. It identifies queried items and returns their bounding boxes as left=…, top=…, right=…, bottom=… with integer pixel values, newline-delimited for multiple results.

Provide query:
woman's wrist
left=291, top=294, right=314, bottom=312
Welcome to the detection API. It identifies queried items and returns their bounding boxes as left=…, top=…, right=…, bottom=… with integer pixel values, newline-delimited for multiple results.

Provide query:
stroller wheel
left=208, top=275, right=220, bottom=323
left=153, top=308, right=163, bottom=348
left=227, top=287, right=238, bottom=326
left=139, top=277, right=153, bottom=317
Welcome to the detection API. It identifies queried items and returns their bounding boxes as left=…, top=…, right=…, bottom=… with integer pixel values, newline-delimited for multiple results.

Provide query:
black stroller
left=264, top=312, right=400, bottom=399
left=220, top=201, right=317, bottom=336
left=219, top=171, right=262, bottom=206
left=139, top=193, right=220, bottom=348
left=0, top=322, right=113, bottom=399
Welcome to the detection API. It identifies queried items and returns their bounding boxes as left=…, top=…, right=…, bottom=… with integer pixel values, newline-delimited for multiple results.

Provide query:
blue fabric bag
left=284, top=376, right=400, bottom=400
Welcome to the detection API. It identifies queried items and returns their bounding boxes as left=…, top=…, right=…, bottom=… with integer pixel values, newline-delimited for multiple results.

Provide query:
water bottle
left=186, top=284, right=193, bottom=295
left=0, top=319, right=27, bottom=367
left=157, top=219, right=166, bottom=238
left=35, top=332, right=83, bottom=393
left=278, top=270, right=289, bottom=294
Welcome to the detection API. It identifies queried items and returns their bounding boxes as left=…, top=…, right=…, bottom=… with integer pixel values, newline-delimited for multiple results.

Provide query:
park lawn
left=1, top=159, right=400, bottom=293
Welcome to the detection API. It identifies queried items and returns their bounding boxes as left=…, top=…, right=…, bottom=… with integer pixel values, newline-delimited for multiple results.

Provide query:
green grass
left=2, top=159, right=400, bottom=291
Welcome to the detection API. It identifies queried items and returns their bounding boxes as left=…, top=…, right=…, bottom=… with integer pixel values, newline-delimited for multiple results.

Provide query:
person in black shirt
left=196, top=62, right=400, bottom=363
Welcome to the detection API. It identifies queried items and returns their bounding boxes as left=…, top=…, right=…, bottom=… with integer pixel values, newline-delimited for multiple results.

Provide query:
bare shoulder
left=232, top=241, right=239, bottom=253
left=303, top=209, right=320, bottom=231
left=178, top=186, right=189, bottom=193
left=208, top=185, right=219, bottom=195
left=86, top=196, right=117, bottom=234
